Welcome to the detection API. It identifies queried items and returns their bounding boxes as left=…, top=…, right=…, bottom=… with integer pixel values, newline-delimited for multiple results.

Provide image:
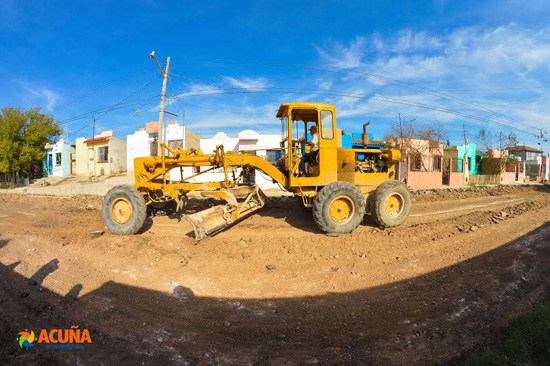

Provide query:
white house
left=126, top=120, right=201, bottom=174
left=191, top=130, right=282, bottom=190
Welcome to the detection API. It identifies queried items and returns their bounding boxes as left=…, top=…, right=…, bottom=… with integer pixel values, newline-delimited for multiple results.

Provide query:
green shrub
left=468, top=300, right=550, bottom=365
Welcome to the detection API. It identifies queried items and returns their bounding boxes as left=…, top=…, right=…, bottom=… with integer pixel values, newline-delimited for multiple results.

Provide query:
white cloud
left=24, top=84, right=59, bottom=112
left=314, top=24, right=550, bottom=144
left=224, top=76, right=268, bottom=90
left=317, top=36, right=367, bottom=69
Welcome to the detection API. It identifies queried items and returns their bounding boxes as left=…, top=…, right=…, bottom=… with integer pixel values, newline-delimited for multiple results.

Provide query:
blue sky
left=1, top=0, right=549, bottom=150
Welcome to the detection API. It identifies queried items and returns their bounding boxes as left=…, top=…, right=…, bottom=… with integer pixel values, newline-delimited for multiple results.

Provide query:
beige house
left=397, top=138, right=444, bottom=171
left=75, top=130, right=127, bottom=176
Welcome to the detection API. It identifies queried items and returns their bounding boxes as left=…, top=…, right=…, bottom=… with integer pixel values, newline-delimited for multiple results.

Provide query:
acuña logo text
left=17, top=326, right=92, bottom=350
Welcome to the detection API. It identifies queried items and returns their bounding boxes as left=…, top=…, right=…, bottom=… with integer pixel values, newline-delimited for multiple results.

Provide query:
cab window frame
left=320, top=110, right=334, bottom=140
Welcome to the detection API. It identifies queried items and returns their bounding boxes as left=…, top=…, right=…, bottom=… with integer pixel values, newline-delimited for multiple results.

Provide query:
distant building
left=508, top=145, right=543, bottom=181
left=75, top=130, right=127, bottom=176
left=43, top=138, right=74, bottom=177
left=192, top=130, right=281, bottom=190
left=508, top=145, right=543, bottom=162
left=444, top=143, right=483, bottom=180
left=126, top=120, right=201, bottom=173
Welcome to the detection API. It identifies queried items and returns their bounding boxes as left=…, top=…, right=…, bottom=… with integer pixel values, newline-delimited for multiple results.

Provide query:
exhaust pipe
left=362, top=121, right=371, bottom=148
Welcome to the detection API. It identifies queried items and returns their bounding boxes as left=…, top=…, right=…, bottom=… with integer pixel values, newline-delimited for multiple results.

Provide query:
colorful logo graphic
left=17, top=326, right=92, bottom=350
left=18, top=329, right=36, bottom=349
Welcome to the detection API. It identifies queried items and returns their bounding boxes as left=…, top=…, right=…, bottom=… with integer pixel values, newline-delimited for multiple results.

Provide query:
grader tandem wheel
left=101, top=181, right=411, bottom=241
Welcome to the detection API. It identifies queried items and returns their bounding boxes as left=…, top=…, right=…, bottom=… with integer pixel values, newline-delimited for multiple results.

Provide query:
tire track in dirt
left=0, top=186, right=550, bottom=365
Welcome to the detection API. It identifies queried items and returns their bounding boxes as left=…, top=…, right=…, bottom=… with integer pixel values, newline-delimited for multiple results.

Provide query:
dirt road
left=1, top=185, right=549, bottom=365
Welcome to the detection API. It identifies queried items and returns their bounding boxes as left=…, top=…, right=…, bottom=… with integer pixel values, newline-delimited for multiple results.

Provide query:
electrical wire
left=170, top=57, right=544, bottom=132
left=54, top=68, right=150, bottom=112
left=163, top=86, right=537, bottom=135
left=67, top=77, right=159, bottom=137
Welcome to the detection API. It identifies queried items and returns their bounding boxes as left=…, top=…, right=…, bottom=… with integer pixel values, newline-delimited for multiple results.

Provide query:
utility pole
left=92, top=116, right=96, bottom=180
left=462, top=124, right=468, bottom=145
left=149, top=52, right=171, bottom=155
left=157, top=57, right=170, bottom=155
left=398, top=113, right=403, bottom=139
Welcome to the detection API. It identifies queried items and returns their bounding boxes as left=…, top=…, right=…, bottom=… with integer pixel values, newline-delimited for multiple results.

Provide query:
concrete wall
left=127, top=129, right=151, bottom=172
left=405, top=155, right=443, bottom=188
left=109, top=137, right=127, bottom=174
left=449, top=171, right=465, bottom=186
left=469, top=175, right=500, bottom=185
left=185, top=128, right=200, bottom=149
left=407, top=171, right=443, bottom=188
left=75, top=137, right=88, bottom=176
left=500, top=172, right=517, bottom=184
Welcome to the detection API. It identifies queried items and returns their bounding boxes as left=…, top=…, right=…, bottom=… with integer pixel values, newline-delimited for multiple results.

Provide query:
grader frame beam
left=133, top=144, right=289, bottom=199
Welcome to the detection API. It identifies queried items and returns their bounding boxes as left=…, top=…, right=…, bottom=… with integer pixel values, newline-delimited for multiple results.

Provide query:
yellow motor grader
left=101, top=103, right=412, bottom=241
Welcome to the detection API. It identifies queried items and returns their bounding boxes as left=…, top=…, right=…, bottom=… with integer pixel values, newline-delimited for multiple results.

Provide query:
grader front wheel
left=313, top=182, right=366, bottom=234
left=102, top=185, right=147, bottom=235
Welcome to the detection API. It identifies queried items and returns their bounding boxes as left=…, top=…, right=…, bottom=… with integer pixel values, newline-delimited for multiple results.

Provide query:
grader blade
left=184, top=186, right=265, bottom=242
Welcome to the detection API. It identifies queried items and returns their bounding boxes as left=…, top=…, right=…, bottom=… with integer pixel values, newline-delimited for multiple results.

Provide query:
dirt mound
left=412, top=184, right=548, bottom=203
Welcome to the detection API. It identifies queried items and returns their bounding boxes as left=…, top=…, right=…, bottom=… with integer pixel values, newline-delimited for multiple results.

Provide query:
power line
left=54, top=68, right=150, bottom=112
left=67, top=78, right=159, bottom=137
left=164, top=86, right=537, bottom=135
left=170, top=57, right=544, bottom=132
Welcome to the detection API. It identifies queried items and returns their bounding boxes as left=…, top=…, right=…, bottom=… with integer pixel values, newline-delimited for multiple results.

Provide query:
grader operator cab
left=101, top=102, right=412, bottom=241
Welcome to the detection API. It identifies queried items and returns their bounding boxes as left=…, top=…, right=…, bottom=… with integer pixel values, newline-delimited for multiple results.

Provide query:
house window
left=433, top=156, right=442, bottom=171
left=55, top=153, right=62, bottom=166
left=410, top=154, right=422, bottom=171
left=266, top=149, right=281, bottom=163
left=320, top=110, right=334, bottom=139
left=168, top=139, right=183, bottom=150
left=98, top=146, right=109, bottom=163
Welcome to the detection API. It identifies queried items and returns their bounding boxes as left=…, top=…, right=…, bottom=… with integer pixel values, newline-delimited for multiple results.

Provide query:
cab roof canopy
left=276, top=102, right=335, bottom=120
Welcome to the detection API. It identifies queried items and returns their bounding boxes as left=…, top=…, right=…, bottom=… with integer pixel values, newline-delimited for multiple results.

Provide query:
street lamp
left=149, top=51, right=163, bottom=74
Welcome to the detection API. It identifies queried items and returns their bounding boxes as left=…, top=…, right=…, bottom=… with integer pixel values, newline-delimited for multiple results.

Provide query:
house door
left=88, top=148, right=94, bottom=175
left=48, top=154, right=53, bottom=175
left=442, top=158, right=450, bottom=185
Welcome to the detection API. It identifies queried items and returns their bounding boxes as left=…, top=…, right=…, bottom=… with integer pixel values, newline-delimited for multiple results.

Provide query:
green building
left=457, top=143, right=483, bottom=175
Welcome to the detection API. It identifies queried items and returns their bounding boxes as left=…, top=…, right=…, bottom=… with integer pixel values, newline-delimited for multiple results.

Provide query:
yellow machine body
left=130, top=102, right=403, bottom=241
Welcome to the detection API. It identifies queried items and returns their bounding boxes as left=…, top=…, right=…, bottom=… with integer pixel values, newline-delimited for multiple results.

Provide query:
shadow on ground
left=2, top=224, right=549, bottom=365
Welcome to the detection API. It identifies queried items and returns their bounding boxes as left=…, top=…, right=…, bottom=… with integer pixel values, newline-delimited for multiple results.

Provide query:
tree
left=476, top=129, right=518, bottom=175
left=382, top=132, right=397, bottom=142
left=0, top=106, right=62, bottom=182
left=389, top=118, right=448, bottom=171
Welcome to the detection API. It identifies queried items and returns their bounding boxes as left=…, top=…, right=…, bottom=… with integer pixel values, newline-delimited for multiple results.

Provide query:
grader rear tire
left=102, top=185, right=147, bottom=235
left=371, top=180, right=411, bottom=228
left=366, top=192, right=375, bottom=215
left=313, top=182, right=366, bottom=234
